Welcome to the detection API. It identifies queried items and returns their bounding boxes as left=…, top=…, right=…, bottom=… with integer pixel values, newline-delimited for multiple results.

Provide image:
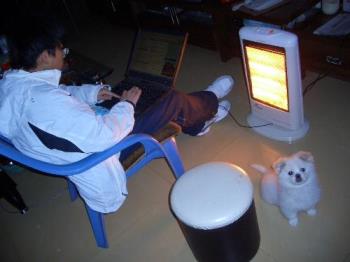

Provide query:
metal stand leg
left=0, top=168, right=28, bottom=214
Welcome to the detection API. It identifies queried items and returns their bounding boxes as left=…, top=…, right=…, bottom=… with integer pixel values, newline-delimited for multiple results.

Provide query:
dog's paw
left=307, top=208, right=317, bottom=216
left=288, top=217, right=299, bottom=227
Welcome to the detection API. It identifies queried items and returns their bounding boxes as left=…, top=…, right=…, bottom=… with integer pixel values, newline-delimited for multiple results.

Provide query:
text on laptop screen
left=129, top=31, right=184, bottom=79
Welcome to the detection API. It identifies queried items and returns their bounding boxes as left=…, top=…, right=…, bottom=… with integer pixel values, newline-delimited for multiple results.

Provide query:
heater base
left=247, top=114, right=309, bottom=143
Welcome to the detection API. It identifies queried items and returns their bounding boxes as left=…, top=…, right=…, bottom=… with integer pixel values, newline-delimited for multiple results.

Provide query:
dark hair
left=7, top=14, right=64, bottom=70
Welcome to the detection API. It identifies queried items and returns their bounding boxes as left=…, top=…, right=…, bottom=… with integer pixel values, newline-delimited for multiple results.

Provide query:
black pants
left=132, top=89, right=218, bottom=135
left=120, top=89, right=218, bottom=160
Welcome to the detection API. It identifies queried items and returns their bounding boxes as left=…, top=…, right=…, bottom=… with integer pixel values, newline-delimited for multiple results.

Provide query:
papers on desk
left=313, top=13, right=350, bottom=36
left=234, top=0, right=292, bottom=16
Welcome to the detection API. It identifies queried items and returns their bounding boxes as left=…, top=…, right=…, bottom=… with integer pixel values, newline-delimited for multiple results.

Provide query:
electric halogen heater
left=239, top=26, right=309, bottom=142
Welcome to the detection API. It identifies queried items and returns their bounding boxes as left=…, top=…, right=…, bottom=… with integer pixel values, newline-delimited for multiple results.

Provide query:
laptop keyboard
left=97, top=80, right=169, bottom=116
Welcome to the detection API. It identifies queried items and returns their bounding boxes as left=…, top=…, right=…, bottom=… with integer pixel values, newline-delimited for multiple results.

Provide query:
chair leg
left=85, top=204, right=109, bottom=248
left=67, top=179, right=79, bottom=201
left=162, top=137, right=185, bottom=178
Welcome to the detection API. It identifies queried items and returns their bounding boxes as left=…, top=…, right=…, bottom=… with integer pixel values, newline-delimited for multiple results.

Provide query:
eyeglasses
left=62, top=47, right=69, bottom=58
left=58, top=42, right=69, bottom=58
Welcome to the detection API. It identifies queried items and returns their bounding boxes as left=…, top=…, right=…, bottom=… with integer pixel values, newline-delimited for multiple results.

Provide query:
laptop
left=98, top=29, right=188, bottom=116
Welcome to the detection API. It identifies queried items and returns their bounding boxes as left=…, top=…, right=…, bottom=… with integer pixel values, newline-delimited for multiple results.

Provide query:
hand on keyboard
left=121, top=86, right=142, bottom=106
left=97, top=88, right=120, bottom=101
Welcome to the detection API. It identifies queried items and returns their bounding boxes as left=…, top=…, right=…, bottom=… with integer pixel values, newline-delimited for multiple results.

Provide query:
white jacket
left=0, top=69, right=135, bottom=213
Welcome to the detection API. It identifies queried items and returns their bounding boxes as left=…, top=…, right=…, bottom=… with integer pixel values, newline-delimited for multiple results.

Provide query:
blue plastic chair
left=0, top=133, right=185, bottom=248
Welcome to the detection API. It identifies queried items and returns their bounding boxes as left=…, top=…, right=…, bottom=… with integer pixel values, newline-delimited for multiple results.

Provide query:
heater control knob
left=255, top=27, right=275, bottom=35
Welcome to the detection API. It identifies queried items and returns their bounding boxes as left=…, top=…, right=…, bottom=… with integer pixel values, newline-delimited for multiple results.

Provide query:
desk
left=295, top=12, right=350, bottom=81
left=233, top=0, right=320, bottom=27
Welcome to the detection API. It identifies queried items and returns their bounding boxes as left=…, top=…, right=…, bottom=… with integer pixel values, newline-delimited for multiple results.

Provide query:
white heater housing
left=239, top=26, right=309, bottom=142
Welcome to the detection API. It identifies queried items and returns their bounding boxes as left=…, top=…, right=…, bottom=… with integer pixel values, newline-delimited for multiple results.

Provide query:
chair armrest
left=122, top=121, right=182, bottom=170
left=0, top=134, right=165, bottom=177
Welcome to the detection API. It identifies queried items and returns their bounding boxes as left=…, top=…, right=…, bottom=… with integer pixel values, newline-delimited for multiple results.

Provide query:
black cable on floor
left=228, top=110, right=273, bottom=128
left=303, top=69, right=331, bottom=96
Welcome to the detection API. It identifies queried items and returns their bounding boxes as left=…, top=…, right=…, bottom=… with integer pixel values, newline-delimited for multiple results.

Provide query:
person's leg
left=131, top=89, right=218, bottom=135
left=131, top=75, right=234, bottom=135
left=119, top=75, right=234, bottom=160
left=119, top=90, right=218, bottom=161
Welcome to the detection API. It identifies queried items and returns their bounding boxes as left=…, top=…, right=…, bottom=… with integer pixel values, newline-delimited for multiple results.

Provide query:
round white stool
left=170, top=162, right=260, bottom=262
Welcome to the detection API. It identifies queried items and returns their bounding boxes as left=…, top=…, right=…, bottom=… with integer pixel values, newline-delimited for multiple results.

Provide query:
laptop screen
left=127, top=30, right=187, bottom=82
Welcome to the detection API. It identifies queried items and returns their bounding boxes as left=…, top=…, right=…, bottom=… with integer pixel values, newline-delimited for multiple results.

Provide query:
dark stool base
left=176, top=201, right=260, bottom=262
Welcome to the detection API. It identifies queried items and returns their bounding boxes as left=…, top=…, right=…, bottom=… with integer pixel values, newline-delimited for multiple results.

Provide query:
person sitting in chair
left=0, top=15, right=233, bottom=213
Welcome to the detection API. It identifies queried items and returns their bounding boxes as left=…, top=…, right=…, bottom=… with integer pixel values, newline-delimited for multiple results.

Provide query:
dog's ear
left=272, top=158, right=286, bottom=174
left=295, top=151, right=314, bottom=163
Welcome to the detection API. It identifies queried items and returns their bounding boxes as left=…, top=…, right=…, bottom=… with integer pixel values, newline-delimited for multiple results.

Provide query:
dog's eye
left=288, top=171, right=294, bottom=176
left=300, top=168, right=306, bottom=172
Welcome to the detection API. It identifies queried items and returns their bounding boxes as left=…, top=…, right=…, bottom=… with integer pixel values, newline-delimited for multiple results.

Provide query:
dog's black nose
left=295, top=174, right=302, bottom=183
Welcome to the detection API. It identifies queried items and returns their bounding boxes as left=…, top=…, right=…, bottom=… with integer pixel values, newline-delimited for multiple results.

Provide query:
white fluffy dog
left=252, top=151, right=321, bottom=227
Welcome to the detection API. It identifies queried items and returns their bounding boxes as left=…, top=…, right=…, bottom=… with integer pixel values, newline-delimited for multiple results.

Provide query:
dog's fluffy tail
left=251, top=164, right=268, bottom=174
left=252, top=164, right=278, bottom=206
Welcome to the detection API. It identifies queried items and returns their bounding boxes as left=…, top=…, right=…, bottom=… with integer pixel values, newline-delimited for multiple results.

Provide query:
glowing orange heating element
left=246, top=46, right=289, bottom=111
